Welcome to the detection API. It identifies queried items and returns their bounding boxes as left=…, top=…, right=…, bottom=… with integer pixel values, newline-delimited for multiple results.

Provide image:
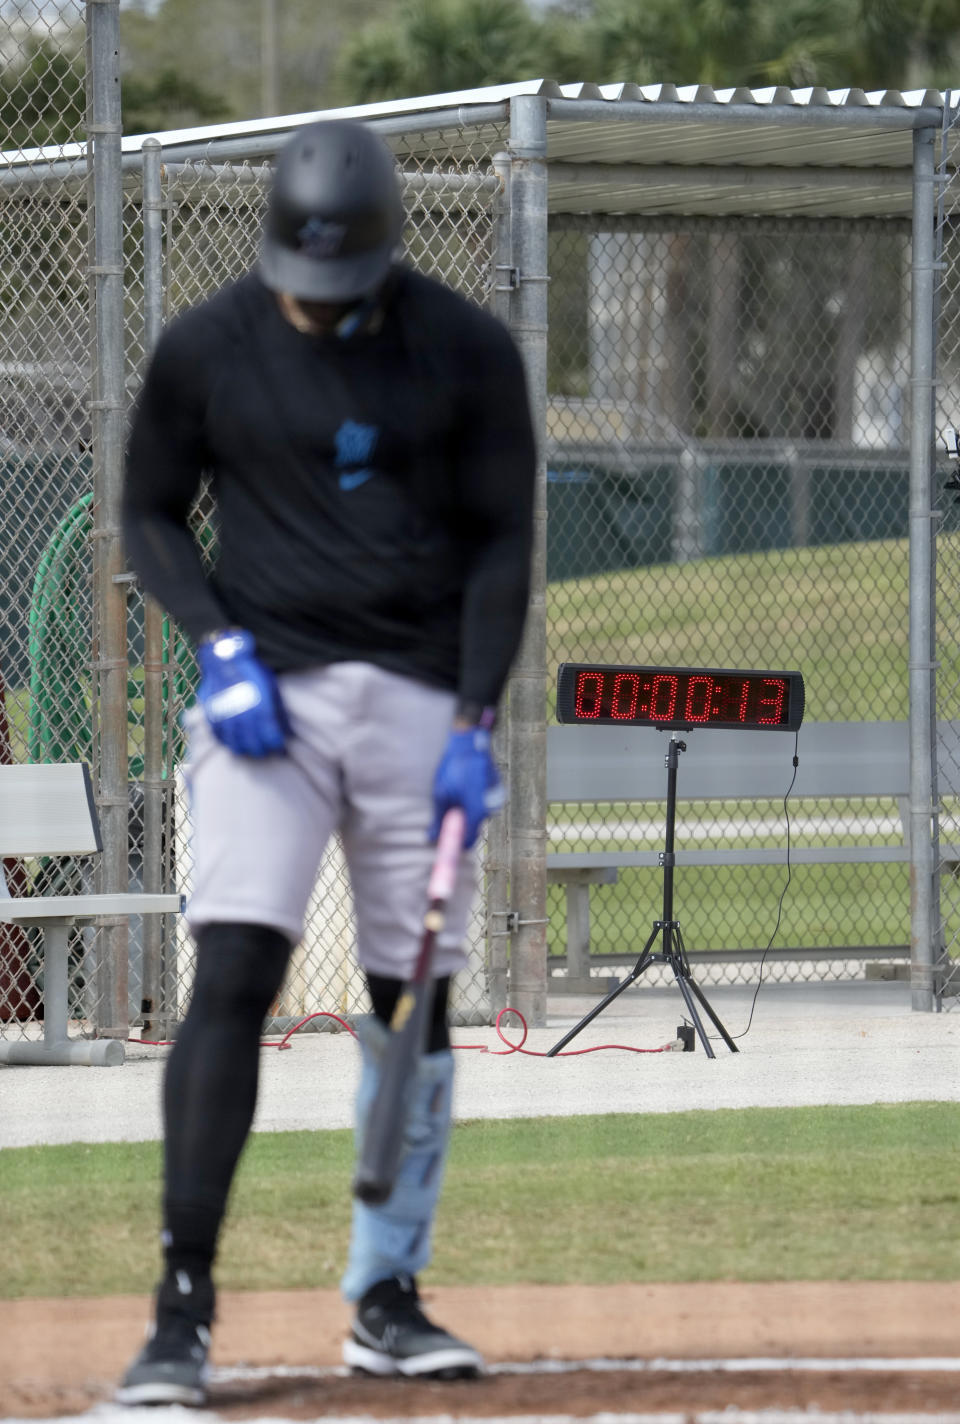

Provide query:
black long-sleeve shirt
left=123, top=266, right=536, bottom=708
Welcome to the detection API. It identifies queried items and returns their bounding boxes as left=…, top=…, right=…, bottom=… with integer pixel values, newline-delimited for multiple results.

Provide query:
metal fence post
left=486, top=150, right=514, bottom=1016
left=87, top=0, right=130, bottom=1035
left=139, top=137, right=176, bottom=1036
left=909, top=124, right=938, bottom=1012
left=505, top=95, right=549, bottom=1026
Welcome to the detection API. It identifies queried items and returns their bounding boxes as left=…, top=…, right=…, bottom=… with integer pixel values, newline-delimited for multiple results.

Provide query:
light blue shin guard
left=341, top=1015, right=454, bottom=1302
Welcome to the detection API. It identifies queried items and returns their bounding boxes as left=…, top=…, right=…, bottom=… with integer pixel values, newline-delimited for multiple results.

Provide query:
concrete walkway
left=2, top=981, right=958, bottom=1149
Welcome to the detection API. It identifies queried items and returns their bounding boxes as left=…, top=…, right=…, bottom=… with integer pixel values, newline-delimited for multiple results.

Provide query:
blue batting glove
left=196, top=629, right=290, bottom=758
left=429, top=726, right=505, bottom=849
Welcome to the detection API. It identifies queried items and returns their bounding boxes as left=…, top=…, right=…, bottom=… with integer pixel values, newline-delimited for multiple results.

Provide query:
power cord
left=131, top=1006, right=680, bottom=1054
left=132, top=738, right=802, bottom=1061
left=453, top=1006, right=678, bottom=1055
left=701, top=726, right=800, bottom=1043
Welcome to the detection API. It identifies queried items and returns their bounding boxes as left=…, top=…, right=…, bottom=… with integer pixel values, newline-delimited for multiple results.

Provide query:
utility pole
left=261, top=0, right=279, bottom=117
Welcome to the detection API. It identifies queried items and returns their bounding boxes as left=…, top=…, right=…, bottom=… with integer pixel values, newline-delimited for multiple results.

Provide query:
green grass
left=2, top=1103, right=958, bottom=1300
left=550, top=861, right=910, bottom=957
left=5, top=537, right=907, bottom=761
left=545, top=536, right=914, bottom=951
left=2, top=538, right=915, bottom=951
left=547, top=537, right=910, bottom=723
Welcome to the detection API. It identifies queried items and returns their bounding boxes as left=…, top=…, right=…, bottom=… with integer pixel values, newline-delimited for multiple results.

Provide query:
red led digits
left=738, top=679, right=750, bottom=723
left=651, top=674, right=678, bottom=720
left=611, top=672, right=640, bottom=720
left=557, top=663, right=803, bottom=731
left=757, top=677, right=786, bottom=725
left=684, top=675, right=713, bottom=723
left=574, top=670, right=604, bottom=718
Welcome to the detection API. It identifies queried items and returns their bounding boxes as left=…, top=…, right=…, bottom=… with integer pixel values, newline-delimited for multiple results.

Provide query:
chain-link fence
left=1, top=92, right=506, bottom=1040
left=1, top=28, right=952, bottom=1042
left=1, top=0, right=90, bottom=1026
left=545, top=216, right=915, bottom=986
left=134, top=132, right=504, bottom=1034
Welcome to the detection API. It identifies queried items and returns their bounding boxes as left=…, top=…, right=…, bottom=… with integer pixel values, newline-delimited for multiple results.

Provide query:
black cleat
left=116, top=1270, right=214, bottom=1406
left=115, top=1314, right=211, bottom=1406
left=343, top=1273, right=483, bottom=1379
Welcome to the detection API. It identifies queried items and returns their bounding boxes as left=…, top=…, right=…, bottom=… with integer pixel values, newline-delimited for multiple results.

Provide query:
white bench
left=0, top=761, right=182, bottom=1066
left=546, top=719, right=942, bottom=990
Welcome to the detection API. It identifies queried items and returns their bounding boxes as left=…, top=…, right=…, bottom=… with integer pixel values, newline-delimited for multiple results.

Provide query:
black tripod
left=547, top=732, right=738, bottom=1058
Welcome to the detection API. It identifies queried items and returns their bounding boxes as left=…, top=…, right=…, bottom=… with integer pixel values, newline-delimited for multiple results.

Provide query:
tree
left=335, top=0, right=580, bottom=103
left=577, top=0, right=855, bottom=90
left=122, top=68, right=232, bottom=135
left=120, top=0, right=397, bottom=124
left=848, top=0, right=960, bottom=90
left=0, top=36, right=84, bottom=149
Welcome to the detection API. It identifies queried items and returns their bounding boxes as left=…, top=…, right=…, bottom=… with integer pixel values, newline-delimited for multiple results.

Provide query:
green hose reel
left=27, top=492, right=196, bottom=771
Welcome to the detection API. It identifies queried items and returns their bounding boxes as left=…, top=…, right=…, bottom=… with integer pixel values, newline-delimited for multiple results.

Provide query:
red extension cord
left=132, top=1006, right=677, bottom=1056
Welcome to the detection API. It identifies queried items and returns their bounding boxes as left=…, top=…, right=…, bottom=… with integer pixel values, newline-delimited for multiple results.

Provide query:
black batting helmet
left=260, top=120, right=404, bottom=303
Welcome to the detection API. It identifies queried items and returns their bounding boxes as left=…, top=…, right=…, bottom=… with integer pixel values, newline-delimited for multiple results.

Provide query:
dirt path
left=3, top=1281, right=959, bottom=1418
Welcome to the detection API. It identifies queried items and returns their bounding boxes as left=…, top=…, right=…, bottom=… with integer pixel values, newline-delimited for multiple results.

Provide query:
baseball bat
left=352, top=806, right=466, bottom=1205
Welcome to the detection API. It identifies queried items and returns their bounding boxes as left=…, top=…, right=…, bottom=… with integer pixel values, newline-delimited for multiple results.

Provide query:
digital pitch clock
left=556, top=663, right=805, bottom=732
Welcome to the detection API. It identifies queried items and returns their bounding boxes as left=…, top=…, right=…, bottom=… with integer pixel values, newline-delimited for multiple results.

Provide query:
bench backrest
left=0, top=762, right=102, bottom=857
left=546, top=720, right=915, bottom=803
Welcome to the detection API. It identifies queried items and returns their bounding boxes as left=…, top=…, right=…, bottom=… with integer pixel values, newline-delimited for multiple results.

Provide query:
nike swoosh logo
left=339, top=469, right=375, bottom=491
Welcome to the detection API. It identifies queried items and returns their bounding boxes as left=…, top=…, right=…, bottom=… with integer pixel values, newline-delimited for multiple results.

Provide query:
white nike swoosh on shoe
left=115, top=1376, right=208, bottom=1407
left=396, top=1344, right=483, bottom=1377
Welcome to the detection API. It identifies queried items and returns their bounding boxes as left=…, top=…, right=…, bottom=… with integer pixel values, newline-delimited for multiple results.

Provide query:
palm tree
left=578, top=0, right=854, bottom=90
left=849, top=0, right=960, bottom=90
left=335, top=0, right=575, bottom=103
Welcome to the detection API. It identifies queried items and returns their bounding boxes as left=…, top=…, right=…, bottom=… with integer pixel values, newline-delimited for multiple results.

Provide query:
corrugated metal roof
left=4, top=77, right=954, bottom=217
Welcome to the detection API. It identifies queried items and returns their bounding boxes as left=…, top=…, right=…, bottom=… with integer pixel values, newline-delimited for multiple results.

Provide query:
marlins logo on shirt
left=335, top=419, right=379, bottom=491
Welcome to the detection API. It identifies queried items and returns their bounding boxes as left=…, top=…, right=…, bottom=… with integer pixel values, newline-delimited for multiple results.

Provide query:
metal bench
left=546, top=719, right=931, bottom=990
left=0, top=761, right=182, bottom=1066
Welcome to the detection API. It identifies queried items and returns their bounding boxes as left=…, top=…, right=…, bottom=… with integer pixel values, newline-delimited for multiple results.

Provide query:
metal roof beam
left=548, top=163, right=911, bottom=188
left=0, top=102, right=511, bottom=181
left=545, top=98, right=943, bottom=129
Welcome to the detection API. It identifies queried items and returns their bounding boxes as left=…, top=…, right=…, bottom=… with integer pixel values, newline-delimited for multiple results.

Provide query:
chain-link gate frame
left=1, top=0, right=91, bottom=1030
left=933, top=95, right=960, bottom=1010
left=544, top=211, right=918, bottom=991
left=123, top=126, right=507, bottom=1039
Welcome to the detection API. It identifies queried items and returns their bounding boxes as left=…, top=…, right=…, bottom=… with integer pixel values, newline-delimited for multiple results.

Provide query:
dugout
left=3, top=67, right=959, bottom=1047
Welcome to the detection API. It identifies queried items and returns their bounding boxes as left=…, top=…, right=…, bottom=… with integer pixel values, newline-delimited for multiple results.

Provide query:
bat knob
left=352, top=1172, right=392, bottom=1205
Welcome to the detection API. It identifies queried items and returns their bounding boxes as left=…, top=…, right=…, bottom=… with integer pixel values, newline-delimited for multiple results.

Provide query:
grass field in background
left=4, top=538, right=908, bottom=759
left=547, top=538, right=910, bottom=724
left=545, top=537, right=912, bottom=953
left=3, top=539, right=913, bottom=953
left=3, top=1103, right=959, bottom=1300
left=547, top=861, right=910, bottom=959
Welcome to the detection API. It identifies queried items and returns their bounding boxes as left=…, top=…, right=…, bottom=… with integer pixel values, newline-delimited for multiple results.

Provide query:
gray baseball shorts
left=182, top=662, right=478, bottom=979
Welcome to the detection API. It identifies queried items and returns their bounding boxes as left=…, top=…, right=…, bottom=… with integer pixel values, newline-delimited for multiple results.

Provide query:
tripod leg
left=686, top=977, right=740, bottom=1053
left=672, top=971, right=716, bottom=1059
left=545, top=925, right=661, bottom=1056
left=672, top=925, right=739, bottom=1055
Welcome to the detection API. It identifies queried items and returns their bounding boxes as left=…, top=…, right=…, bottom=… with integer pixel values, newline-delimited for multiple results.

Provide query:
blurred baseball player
left=116, top=118, right=535, bottom=1406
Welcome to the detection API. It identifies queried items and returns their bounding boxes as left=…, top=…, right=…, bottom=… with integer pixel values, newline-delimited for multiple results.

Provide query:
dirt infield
left=3, top=1281, right=960, bottom=1418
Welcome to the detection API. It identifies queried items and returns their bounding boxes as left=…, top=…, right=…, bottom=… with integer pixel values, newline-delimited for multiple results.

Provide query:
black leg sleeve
left=365, top=971, right=451, bottom=1053
left=162, top=922, right=292, bottom=1273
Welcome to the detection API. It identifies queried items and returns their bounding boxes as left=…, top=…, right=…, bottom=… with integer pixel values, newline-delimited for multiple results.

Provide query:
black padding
left=365, top=972, right=451, bottom=1054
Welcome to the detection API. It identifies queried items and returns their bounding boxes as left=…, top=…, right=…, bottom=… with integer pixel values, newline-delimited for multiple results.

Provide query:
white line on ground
left=697, top=1416, right=960, bottom=1424
left=9, top=1358, right=960, bottom=1424
left=12, top=1409, right=960, bottom=1424
left=209, top=1356, right=960, bottom=1383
